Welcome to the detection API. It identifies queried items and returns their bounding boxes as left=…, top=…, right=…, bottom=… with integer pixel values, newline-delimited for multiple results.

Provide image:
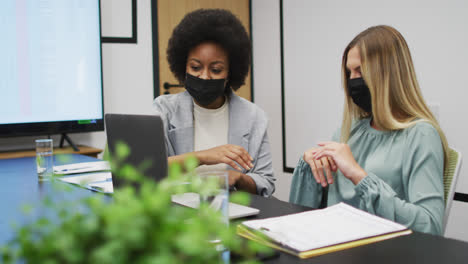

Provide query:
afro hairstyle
left=167, top=9, right=251, bottom=91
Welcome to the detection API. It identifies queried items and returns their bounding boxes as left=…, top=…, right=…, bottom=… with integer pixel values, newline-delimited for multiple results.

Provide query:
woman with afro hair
left=153, top=9, right=275, bottom=197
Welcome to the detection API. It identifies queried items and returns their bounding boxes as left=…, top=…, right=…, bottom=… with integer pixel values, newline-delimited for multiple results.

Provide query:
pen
left=56, top=166, right=94, bottom=172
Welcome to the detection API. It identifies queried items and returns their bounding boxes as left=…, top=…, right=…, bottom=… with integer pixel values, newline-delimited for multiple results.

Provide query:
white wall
left=251, top=0, right=292, bottom=201
left=280, top=0, right=468, bottom=194
left=251, top=0, right=468, bottom=242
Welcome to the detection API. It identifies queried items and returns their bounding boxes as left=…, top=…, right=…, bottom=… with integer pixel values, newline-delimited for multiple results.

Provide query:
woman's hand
left=303, top=147, right=337, bottom=187
left=227, top=170, right=257, bottom=194
left=196, top=144, right=254, bottom=171
left=228, top=170, right=242, bottom=187
left=312, top=141, right=367, bottom=185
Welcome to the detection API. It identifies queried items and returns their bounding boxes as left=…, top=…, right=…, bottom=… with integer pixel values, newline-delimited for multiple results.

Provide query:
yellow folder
left=237, top=224, right=412, bottom=259
left=237, top=203, right=413, bottom=259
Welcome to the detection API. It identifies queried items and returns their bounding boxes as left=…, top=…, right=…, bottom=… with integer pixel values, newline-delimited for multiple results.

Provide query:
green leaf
left=1, top=245, right=14, bottom=264
left=21, top=204, right=33, bottom=215
left=6, top=154, right=263, bottom=263
left=102, top=145, right=111, bottom=161
left=230, top=191, right=250, bottom=205
left=168, top=162, right=182, bottom=180
left=115, top=141, right=131, bottom=159
left=56, top=154, right=72, bottom=164
left=118, top=164, right=142, bottom=181
left=184, top=155, right=199, bottom=171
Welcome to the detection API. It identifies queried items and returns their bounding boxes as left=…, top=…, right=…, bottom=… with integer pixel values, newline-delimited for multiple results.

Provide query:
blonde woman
left=289, top=25, right=448, bottom=235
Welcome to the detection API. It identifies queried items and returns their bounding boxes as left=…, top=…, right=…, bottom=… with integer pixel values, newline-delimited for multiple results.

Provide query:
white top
left=193, top=98, right=229, bottom=173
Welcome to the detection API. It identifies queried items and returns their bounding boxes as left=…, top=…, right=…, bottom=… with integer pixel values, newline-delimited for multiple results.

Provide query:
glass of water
left=197, top=170, right=229, bottom=224
left=196, top=170, right=230, bottom=262
left=35, top=139, right=54, bottom=180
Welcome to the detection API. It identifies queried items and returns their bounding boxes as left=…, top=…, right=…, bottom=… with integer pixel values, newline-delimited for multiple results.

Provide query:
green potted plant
left=1, top=142, right=270, bottom=263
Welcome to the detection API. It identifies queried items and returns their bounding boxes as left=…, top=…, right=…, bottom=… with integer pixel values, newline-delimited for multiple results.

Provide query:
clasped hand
left=196, top=145, right=256, bottom=192
left=303, top=141, right=367, bottom=187
left=196, top=144, right=254, bottom=171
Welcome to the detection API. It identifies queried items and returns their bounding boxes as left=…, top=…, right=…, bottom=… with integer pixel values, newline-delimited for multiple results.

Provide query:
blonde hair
left=340, top=25, right=449, bottom=166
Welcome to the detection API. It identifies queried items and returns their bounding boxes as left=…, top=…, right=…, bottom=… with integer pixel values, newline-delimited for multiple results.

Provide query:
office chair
left=443, top=148, right=462, bottom=235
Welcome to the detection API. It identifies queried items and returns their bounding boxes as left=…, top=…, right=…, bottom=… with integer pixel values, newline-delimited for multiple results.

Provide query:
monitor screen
left=0, top=0, right=104, bottom=137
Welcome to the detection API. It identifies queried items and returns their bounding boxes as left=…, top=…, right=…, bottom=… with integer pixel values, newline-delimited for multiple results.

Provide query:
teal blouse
left=289, top=118, right=445, bottom=235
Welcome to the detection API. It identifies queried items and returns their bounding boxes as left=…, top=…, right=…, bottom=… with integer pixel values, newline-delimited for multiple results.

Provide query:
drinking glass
left=196, top=170, right=230, bottom=262
left=197, top=170, right=229, bottom=224
left=36, top=139, right=54, bottom=180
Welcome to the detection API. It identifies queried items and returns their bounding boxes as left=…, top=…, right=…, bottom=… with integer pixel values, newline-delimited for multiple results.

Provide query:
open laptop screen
left=105, top=113, right=168, bottom=188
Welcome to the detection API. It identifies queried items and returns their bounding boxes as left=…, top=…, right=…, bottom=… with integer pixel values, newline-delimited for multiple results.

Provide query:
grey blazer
left=153, top=91, right=275, bottom=197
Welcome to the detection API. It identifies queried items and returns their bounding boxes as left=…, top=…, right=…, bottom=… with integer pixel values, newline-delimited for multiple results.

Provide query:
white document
left=59, top=172, right=112, bottom=185
left=171, top=192, right=260, bottom=219
left=59, top=172, right=114, bottom=194
left=54, top=161, right=111, bottom=175
left=87, top=180, right=114, bottom=193
left=242, top=202, right=408, bottom=252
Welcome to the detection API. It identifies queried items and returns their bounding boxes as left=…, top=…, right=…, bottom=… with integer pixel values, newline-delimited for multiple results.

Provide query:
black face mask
left=185, top=73, right=226, bottom=106
left=348, top=77, right=372, bottom=113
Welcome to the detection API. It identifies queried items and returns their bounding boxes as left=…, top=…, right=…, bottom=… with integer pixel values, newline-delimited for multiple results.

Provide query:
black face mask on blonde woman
left=348, top=77, right=372, bottom=113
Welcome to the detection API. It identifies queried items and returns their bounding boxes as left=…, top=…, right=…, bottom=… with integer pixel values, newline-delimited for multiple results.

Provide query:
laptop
left=171, top=192, right=260, bottom=219
left=105, top=113, right=168, bottom=188
left=105, top=113, right=259, bottom=219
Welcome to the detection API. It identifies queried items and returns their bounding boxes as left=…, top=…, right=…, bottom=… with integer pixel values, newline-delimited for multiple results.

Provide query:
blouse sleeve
left=289, top=157, right=323, bottom=208
left=355, top=123, right=445, bottom=235
left=289, top=127, right=341, bottom=208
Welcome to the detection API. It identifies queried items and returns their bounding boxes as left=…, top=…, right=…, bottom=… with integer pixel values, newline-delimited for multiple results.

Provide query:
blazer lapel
left=168, top=92, right=194, bottom=154
left=228, top=93, right=250, bottom=152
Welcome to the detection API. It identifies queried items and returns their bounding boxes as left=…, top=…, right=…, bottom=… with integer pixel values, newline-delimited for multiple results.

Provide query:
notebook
left=237, top=202, right=412, bottom=259
left=105, top=113, right=168, bottom=188
left=171, top=192, right=260, bottom=219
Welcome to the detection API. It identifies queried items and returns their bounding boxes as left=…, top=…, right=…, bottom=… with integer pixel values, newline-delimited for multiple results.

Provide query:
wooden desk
left=0, top=145, right=102, bottom=159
